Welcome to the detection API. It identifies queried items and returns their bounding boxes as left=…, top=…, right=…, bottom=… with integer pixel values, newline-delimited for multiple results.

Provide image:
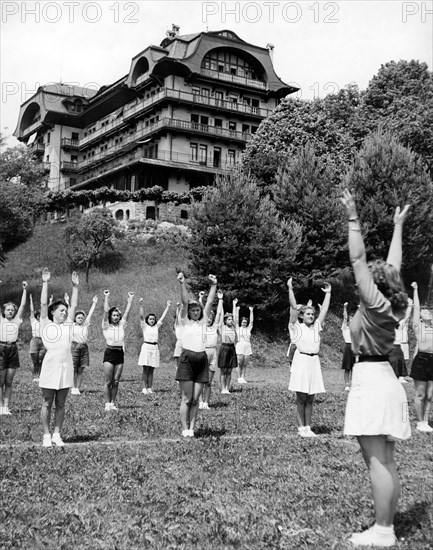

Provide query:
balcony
left=200, top=69, right=267, bottom=90
left=61, top=138, right=79, bottom=149
left=31, top=143, right=45, bottom=155
left=78, top=117, right=250, bottom=172
left=21, top=118, right=43, bottom=139
left=60, top=161, right=78, bottom=173
left=37, top=161, right=51, bottom=173
left=78, top=88, right=269, bottom=148
left=140, top=149, right=239, bottom=174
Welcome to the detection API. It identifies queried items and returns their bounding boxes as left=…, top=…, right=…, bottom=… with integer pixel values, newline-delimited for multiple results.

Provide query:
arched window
left=146, top=206, right=156, bottom=220
left=126, top=209, right=130, bottom=220
left=180, top=210, right=188, bottom=220
left=201, top=49, right=264, bottom=82
left=132, top=57, right=150, bottom=85
left=115, top=209, right=124, bottom=220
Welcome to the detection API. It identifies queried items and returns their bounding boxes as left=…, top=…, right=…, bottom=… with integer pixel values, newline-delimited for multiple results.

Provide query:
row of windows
left=190, top=114, right=258, bottom=133
left=190, top=143, right=236, bottom=167
left=191, top=85, right=260, bottom=107
left=202, top=51, right=260, bottom=80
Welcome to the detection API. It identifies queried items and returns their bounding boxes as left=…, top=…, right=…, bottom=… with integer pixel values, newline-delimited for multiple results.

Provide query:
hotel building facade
left=14, top=26, right=297, bottom=221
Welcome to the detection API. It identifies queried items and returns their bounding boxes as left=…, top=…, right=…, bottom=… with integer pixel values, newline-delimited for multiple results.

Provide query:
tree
left=185, top=172, right=302, bottom=318
left=345, top=130, right=433, bottom=284
left=272, top=144, right=348, bottom=294
left=65, top=208, right=123, bottom=283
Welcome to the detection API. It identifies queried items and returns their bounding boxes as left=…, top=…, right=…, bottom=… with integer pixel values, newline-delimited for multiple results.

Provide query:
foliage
left=65, top=208, right=124, bottom=283
left=185, top=172, right=302, bottom=317
left=0, top=142, right=49, bottom=189
left=345, top=130, right=433, bottom=283
left=272, top=145, right=347, bottom=293
left=360, top=60, right=433, bottom=175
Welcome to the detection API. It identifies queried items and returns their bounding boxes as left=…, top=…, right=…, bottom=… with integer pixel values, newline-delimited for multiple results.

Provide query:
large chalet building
left=14, top=26, right=297, bottom=221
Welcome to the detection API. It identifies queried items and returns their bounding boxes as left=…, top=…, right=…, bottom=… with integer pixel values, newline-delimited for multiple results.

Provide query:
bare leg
left=295, top=392, right=307, bottom=426
left=305, top=394, right=315, bottom=427
left=423, top=381, right=433, bottom=422
left=0, top=370, right=5, bottom=406
left=76, top=367, right=85, bottom=391
left=3, top=368, right=17, bottom=410
left=41, top=388, right=56, bottom=435
left=241, top=356, right=250, bottom=380
left=202, top=371, right=215, bottom=404
left=413, top=380, right=427, bottom=422
left=357, top=435, right=400, bottom=526
left=111, top=364, right=123, bottom=403
left=189, top=382, right=204, bottom=430
left=147, top=367, right=154, bottom=390
left=179, top=381, right=193, bottom=431
left=344, top=370, right=351, bottom=386
left=237, top=355, right=244, bottom=380
left=53, top=388, right=69, bottom=434
left=141, top=365, right=147, bottom=389
left=226, top=371, right=232, bottom=392
left=103, top=362, right=115, bottom=404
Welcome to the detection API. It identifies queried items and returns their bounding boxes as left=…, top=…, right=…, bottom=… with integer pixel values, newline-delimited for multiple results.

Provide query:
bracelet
left=349, top=217, right=359, bottom=222
left=349, top=227, right=361, bottom=232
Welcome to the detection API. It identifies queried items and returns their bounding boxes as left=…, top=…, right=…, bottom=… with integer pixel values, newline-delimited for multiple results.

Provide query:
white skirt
left=138, top=343, right=160, bottom=368
left=344, top=361, right=411, bottom=441
left=288, top=350, right=325, bottom=395
left=236, top=341, right=252, bottom=356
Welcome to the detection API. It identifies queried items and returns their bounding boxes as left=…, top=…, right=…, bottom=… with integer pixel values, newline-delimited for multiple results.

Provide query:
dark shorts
left=389, top=345, right=408, bottom=378
left=218, top=343, right=237, bottom=373
left=29, top=336, right=46, bottom=357
left=176, top=349, right=209, bottom=383
left=341, top=343, right=355, bottom=371
left=72, top=341, right=90, bottom=370
left=410, top=351, right=433, bottom=382
left=0, top=342, right=20, bottom=370
left=103, top=346, right=124, bottom=366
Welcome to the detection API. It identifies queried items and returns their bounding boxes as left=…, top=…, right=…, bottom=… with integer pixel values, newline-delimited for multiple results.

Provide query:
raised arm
left=204, top=275, right=217, bottom=319
left=317, top=283, right=331, bottom=325
left=158, top=301, right=171, bottom=326
left=139, top=298, right=145, bottom=321
left=232, top=298, right=239, bottom=325
left=215, top=290, right=224, bottom=325
left=40, top=268, right=50, bottom=320
left=16, top=281, right=28, bottom=320
left=64, top=292, right=70, bottom=307
left=103, top=290, right=110, bottom=325
left=85, top=296, right=98, bottom=325
left=401, top=297, right=413, bottom=326
left=287, top=278, right=299, bottom=324
left=248, top=306, right=254, bottom=329
left=177, top=272, right=189, bottom=320
left=340, top=189, right=368, bottom=283
left=123, top=292, right=134, bottom=322
left=386, top=205, right=410, bottom=271
left=198, top=291, right=205, bottom=307
left=29, top=294, right=35, bottom=320
left=411, top=282, right=420, bottom=339
left=68, top=272, right=79, bottom=322
left=342, top=302, right=349, bottom=329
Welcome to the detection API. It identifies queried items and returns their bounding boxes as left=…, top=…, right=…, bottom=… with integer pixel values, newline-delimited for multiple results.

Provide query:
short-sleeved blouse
left=0, top=317, right=22, bottom=343
left=289, top=320, right=322, bottom=354
left=102, top=318, right=126, bottom=347
left=141, top=321, right=161, bottom=343
left=350, top=269, right=397, bottom=356
left=180, top=317, right=208, bottom=352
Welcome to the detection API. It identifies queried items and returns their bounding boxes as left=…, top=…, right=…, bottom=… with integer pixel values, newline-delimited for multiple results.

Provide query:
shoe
left=349, top=525, right=396, bottom=547
left=344, top=386, right=350, bottom=391
left=42, top=434, right=52, bottom=448
left=182, top=429, right=190, bottom=437
left=237, top=377, right=243, bottom=384
left=202, top=402, right=209, bottom=410
left=51, top=433, right=65, bottom=447
left=241, top=378, right=247, bottom=384
left=198, top=402, right=204, bottom=409
left=71, top=388, right=81, bottom=395
left=2, top=407, right=11, bottom=416
left=110, top=403, right=118, bottom=411
left=33, top=377, right=39, bottom=383
left=105, top=403, right=112, bottom=411
left=142, top=388, right=148, bottom=394
left=417, top=421, right=433, bottom=433
left=304, top=426, right=317, bottom=437
left=298, top=426, right=308, bottom=437
left=399, top=377, right=408, bottom=384
left=187, top=429, right=194, bottom=437
left=147, top=388, right=153, bottom=394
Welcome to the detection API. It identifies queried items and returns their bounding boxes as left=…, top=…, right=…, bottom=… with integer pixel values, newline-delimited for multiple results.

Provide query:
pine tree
left=185, top=172, right=302, bottom=318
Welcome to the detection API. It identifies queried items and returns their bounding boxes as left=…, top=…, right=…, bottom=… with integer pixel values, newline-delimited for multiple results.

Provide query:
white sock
left=374, top=524, right=394, bottom=535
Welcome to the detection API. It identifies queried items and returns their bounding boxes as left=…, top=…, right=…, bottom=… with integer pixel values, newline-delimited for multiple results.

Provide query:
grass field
left=0, top=351, right=432, bottom=550
left=1, top=223, right=432, bottom=549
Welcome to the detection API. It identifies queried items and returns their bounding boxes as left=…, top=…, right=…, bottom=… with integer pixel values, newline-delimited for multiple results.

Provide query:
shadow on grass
left=210, top=402, right=229, bottom=409
left=65, top=433, right=102, bottom=443
left=196, top=427, right=227, bottom=438
left=395, top=501, right=431, bottom=538
left=311, top=425, right=333, bottom=435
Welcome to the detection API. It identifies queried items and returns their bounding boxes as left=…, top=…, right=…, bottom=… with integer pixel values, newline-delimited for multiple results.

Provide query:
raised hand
left=217, top=290, right=224, bottom=300
left=127, top=292, right=134, bottom=301
left=393, top=205, right=410, bottom=225
left=208, top=274, right=217, bottom=286
left=411, top=282, right=418, bottom=290
left=92, top=295, right=98, bottom=304
left=22, top=281, right=28, bottom=289
left=341, top=189, right=358, bottom=219
left=287, top=278, right=293, bottom=289
left=167, top=300, right=172, bottom=307
left=177, top=272, right=185, bottom=283
left=71, top=272, right=79, bottom=286
left=139, top=298, right=144, bottom=305
left=321, top=283, right=332, bottom=294
left=42, top=268, right=50, bottom=282
left=104, top=289, right=110, bottom=297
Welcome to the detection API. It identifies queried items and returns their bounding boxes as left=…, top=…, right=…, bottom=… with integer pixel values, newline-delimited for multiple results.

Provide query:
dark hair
left=108, top=307, right=122, bottom=324
left=298, top=305, right=315, bottom=318
left=207, top=309, right=216, bottom=326
left=145, top=313, right=157, bottom=325
left=188, top=300, right=203, bottom=321
left=35, top=310, right=41, bottom=319
left=48, top=300, right=68, bottom=321
left=74, top=310, right=86, bottom=321
left=223, top=312, right=234, bottom=325
left=2, top=302, right=18, bottom=317
left=368, top=260, right=408, bottom=316
left=241, top=316, right=249, bottom=324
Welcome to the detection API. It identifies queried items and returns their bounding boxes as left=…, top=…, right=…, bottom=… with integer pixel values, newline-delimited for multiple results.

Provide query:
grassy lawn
left=0, top=351, right=432, bottom=550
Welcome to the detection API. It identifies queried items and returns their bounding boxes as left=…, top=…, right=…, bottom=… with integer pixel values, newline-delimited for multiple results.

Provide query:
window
left=242, top=124, right=250, bottom=133
left=146, top=206, right=156, bottom=220
left=69, top=178, right=77, bottom=187
left=71, top=155, right=78, bottom=163
left=213, top=147, right=221, bottom=168
left=190, top=143, right=198, bottom=161
left=191, top=114, right=199, bottom=128
left=200, top=116, right=209, bottom=126
left=72, top=132, right=79, bottom=140
left=192, top=86, right=200, bottom=95
left=214, top=118, right=223, bottom=127
left=251, top=126, right=259, bottom=134
left=228, top=149, right=236, bottom=166
left=230, top=95, right=238, bottom=104
left=215, top=91, right=224, bottom=102
left=199, top=145, right=207, bottom=165
left=228, top=121, right=237, bottom=132
left=47, top=133, right=50, bottom=144
left=202, top=88, right=210, bottom=97
left=180, top=210, right=188, bottom=220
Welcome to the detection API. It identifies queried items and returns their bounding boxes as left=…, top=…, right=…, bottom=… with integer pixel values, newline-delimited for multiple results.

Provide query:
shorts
left=218, top=343, right=237, bottom=373
left=103, top=346, right=124, bottom=366
left=389, top=345, right=408, bottom=378
left=0, top=342, right=20, bottom=370
left=236, top=341, right=252, bottom=356
left=205, top=347, right=217, bottom=372
left=72, top=341, right=90, bottom=371
left=341, top=343, right=355, bottom=371
left=29, top=336, right=46, bottom=357
left=410, top=351, right=433, bottom=382
left=176, top=349, right=209, bottom=383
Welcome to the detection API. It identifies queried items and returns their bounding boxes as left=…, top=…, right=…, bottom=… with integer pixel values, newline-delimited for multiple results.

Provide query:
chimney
left=172, top=24, right=180, bottom=36
left=266, top=43, right=275, bottom=61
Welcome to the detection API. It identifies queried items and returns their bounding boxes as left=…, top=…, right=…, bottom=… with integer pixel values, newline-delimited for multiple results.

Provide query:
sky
left=1, top=0, right=432, bottom=147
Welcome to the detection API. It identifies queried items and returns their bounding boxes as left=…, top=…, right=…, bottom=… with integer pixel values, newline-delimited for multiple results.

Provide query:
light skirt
left=138, top=343, right=160, bottom=368
left=236, top=341, right=252, bottom=356
left=344, top=361, right=411, bottom=441
left=288, top=350, right=325, bottom=395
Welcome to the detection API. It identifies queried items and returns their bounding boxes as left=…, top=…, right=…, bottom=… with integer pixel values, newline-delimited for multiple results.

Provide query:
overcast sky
left=1, top=0, right=432, bottom=147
